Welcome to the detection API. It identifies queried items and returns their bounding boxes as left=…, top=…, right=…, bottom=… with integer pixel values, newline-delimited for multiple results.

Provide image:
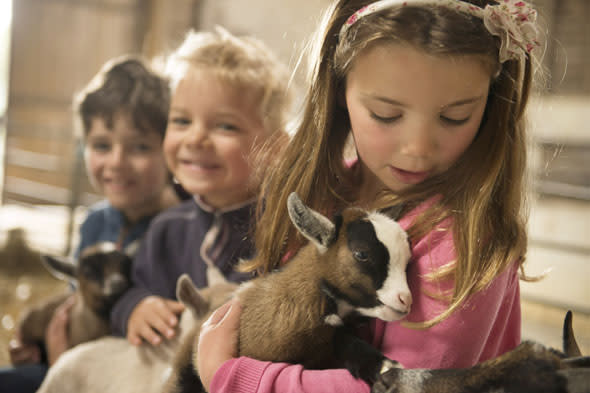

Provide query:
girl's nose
left=400, top=121, right=436, bottom=158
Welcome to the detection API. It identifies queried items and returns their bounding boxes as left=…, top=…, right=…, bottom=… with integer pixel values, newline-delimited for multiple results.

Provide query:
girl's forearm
left=210, top=357, right=370, bottom=393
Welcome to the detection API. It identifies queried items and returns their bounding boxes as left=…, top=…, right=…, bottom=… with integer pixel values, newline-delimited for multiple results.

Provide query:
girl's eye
left=440, top=115, right=471, bottom=126
left=370, top=112, right=402, bottom=124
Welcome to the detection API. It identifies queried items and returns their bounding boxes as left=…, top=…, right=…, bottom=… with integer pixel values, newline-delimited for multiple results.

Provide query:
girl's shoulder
left=400, top=197, right=455, bottom=270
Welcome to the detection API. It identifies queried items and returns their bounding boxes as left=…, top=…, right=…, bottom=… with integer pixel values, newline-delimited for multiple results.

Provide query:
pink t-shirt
left=210, top=200, right=521, bottom=393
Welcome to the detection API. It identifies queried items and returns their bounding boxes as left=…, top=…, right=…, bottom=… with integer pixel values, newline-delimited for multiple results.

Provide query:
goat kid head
left=42, top=242, right=134, bottom=316
left=287, top=192, right=412, bottom=323
left=175, top=273, right=238, bottom=324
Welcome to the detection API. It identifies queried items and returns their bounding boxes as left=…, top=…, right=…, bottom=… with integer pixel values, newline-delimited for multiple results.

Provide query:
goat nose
left=398, top=292, right=412, bottom=311
left=105, top=275, right=128, bottom=295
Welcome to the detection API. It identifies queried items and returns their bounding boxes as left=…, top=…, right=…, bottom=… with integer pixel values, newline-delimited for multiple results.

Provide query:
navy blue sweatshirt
left=110, top=197, right=255, bottom=336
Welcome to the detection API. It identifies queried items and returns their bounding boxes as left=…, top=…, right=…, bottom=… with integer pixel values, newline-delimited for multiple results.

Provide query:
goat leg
left=333, top=327, right=401, bottom=385
left=561, top=356, right=590, bottom=369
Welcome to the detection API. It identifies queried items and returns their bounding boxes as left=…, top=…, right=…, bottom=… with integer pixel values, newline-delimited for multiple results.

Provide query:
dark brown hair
left=74, top=55, right=170, bottom=139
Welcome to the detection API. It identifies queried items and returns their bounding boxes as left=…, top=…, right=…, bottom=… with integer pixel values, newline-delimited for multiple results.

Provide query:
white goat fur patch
left=357, top=213, right=411, bottom=321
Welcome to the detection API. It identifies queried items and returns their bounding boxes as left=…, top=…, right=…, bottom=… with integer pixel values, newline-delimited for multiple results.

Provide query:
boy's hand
left=127, top=296, right=185, bottom=346
left=46, top=295, right=75, bottom=365
left=197, top=299, right=241, bottom=392
left=8, top=334, right=41, bottom=365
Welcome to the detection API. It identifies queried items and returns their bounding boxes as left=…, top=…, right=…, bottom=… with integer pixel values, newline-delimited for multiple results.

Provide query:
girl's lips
left=389, top=166, right=430, bottom=184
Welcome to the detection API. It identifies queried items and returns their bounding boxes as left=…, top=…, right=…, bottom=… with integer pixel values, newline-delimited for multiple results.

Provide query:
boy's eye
left=129, top=143, right=153, bottom=153
left=170, top=116, right=191, bottom=126
left=90, top=142, right=111, bottom=152
left=440, top=115, right=471, bottom=126
left=370, top=112, right=402, bottom=124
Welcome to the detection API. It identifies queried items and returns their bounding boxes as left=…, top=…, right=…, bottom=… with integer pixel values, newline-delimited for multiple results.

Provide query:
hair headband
left=339, top=0, right=540, bottom=63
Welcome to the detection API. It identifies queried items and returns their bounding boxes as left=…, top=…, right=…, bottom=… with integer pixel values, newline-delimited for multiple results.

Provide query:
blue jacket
left=75, top=201, right=153, bottom=257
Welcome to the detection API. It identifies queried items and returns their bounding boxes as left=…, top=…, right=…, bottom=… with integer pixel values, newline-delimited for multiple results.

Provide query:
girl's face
left=164, top=67, right=268, bottom=209
left=85, top=113, right=169, bottom=221
left=345, top=43, right=491, bottom=198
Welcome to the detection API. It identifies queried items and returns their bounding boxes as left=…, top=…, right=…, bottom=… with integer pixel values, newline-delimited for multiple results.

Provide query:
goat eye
left=353, top=250, right=369, bottom=262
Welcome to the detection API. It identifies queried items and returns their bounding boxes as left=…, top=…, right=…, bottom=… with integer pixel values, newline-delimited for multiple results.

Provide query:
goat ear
left=176, top=274, right=209, bottom=318
left=287, top=192, right=335, bottom=251
left=41, top=255, right=77, bottom=280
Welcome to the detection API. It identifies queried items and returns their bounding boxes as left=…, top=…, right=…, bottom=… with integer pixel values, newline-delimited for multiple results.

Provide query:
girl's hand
left=197, top=299, right=241, bottom=392
left=45, top=295, right=76, bottom=365
left=127, top=295, right=185, bottom=346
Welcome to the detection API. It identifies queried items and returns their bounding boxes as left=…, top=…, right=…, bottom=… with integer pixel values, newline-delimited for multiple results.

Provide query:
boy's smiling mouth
left=103, top=178, right=135, bottom=191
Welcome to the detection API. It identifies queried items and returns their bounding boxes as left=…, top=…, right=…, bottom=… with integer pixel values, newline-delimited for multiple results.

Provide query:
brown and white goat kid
left=18, top=242, right=133, bottom=355
left=372, top=310, right=590, bottom=393
left=237, top=192, right=412, bottom=384
left=36, top=274, right=237, bottom=393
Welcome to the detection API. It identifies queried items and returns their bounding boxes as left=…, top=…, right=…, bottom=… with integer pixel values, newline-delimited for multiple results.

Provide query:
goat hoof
left=380, top=358, right=402, bottom=375
left=371, top=362, right=404, bottom=393
left=371, top=367, right=400, bottom=393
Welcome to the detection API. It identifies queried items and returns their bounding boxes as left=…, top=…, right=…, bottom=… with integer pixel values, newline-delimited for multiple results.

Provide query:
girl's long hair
left=244, top=0, right=534, bottom=328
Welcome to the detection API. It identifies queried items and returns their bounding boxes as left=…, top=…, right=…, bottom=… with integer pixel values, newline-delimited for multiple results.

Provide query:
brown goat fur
left=17, top=242, right=132, bottom=352
left=161, top=275, right=238, bottom=393
left=37, top=274, right=237, bottom=393
left=237, top=193, right=412, bottom=383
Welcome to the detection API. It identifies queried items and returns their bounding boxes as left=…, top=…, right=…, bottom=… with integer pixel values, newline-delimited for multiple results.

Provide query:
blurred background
left=0, top=0, right=588, bottom=366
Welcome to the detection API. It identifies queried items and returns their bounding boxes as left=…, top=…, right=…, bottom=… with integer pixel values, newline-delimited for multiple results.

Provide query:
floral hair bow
left=339, top=0, right=541, bottom=63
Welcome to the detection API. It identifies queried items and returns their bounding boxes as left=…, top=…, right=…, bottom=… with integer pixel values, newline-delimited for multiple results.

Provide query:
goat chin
left=359, top=305, right=408, bottom=322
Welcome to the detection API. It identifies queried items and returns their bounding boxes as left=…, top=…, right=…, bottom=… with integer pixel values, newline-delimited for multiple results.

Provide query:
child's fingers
left=46, top=298, right=73, bottom=365
left=153, top=299, right=183, bottom=328
left=139, top=324, right=162, bottom=346
left=8, top=339, right=41, bottom=365
left=197, top=299, right=242, bottom=391
left=128, top=322, right=161, bottom=346
left=205, top=301, right=234, bottom=326
left=146, top=312, right=176, bottom=340
left=127, top=330, right=142, bottom=346
left=165, top=299, right=185, bottom=315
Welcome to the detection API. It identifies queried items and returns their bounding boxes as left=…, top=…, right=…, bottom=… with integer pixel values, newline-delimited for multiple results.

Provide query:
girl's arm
left=199, top=301, right=371, bottom=393
left=201, top=205, right=520, bottom=391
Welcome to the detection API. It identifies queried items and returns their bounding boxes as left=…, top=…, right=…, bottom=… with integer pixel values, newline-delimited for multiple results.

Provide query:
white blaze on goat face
left=358, top=212, right=412, bottom=321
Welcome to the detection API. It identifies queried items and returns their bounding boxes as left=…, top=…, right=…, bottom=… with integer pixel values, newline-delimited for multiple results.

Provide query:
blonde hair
left=245, top=0, right=536, bottom=328
left=164, top=27, right=291, bottom=135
